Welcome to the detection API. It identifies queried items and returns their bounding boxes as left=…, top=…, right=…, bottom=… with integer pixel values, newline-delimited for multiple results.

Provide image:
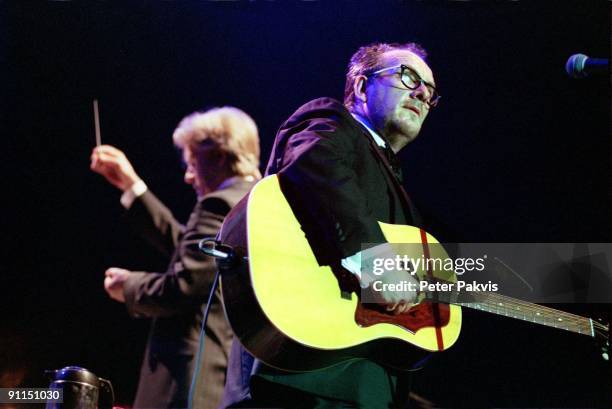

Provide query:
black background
left=2, top=1, right=610, bottom=407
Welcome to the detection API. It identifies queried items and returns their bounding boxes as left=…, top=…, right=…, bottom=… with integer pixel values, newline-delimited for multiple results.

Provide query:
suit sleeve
left=122, top=197, right=229, bottom=318
left=124, top=190, right=184, bottom=258
left=274, top=112, right=386, bottom=264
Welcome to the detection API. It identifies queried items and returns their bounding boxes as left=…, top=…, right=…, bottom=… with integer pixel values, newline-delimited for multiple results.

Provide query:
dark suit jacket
left=124, top=178, right=255, bottom=409
left=221, top=98, right=420, bottom=408
left=267, top=97, right=420, bottom=265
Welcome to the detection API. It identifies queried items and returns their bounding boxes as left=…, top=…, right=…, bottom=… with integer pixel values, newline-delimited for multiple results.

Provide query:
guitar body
left=221, top=175, right=462, bottom=372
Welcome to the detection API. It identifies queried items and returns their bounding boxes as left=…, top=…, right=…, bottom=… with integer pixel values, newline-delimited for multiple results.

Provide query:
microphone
left=565, top=53, right=609, bottom=78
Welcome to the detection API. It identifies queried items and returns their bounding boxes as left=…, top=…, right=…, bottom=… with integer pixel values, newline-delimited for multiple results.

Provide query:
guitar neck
left=429, top=289, right=596, bottom=338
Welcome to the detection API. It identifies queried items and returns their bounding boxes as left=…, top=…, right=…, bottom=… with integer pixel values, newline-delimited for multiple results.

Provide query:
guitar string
left=429, top=300, right=591, bottom=336
left=471, top=292, right=592, bottom=326
left=459, top=302, right=590, bottom=332
left=452, top=296, right=608, bottom=337
left=460, top=306, right=594, bottom=335
left=468, top=293, right=609, bottom=334
left=450, top=291, right=594, bottom=333
left=460, top=298, right=590, bottom=332
left=425, top=278, right=606, bottom=332
left=481, top=291, right=608, bottom=332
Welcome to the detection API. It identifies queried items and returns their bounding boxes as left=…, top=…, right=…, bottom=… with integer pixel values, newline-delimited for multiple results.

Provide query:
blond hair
left=173, top=107, right=261, bottom=178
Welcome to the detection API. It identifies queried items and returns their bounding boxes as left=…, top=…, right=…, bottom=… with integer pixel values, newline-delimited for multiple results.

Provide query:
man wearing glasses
left=221, top=42, right=440, bottom=408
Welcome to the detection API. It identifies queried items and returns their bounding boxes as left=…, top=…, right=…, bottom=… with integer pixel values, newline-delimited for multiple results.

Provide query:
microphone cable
left=187, top=237, right=235, bottom=409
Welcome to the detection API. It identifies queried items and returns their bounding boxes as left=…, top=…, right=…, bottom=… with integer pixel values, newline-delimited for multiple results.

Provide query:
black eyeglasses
left=368, top=64, right=441, bottom=108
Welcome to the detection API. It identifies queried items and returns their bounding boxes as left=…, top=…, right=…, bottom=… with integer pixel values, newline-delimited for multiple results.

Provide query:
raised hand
left=91, top=145, right=142, bottom=192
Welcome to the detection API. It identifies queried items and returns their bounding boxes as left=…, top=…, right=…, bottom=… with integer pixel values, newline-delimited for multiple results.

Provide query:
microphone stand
left=187, top=238, right=247, bottom=409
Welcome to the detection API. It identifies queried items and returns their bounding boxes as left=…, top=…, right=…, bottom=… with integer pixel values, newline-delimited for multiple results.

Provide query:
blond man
left=91, top=107, right=260, bottom=409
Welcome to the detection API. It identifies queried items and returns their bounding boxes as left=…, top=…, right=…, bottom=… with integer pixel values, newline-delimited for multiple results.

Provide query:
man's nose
left=410, top=82, right=430, bottom=103
left=184, top=169, right=195, bottom=185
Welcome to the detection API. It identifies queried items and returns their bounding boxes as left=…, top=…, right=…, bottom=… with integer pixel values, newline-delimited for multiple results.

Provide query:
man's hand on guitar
left=365, top=269, right=419, bottom=315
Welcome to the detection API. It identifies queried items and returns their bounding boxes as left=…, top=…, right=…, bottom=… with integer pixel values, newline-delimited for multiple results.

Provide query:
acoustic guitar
left=220, top=175, right=609, bottom=372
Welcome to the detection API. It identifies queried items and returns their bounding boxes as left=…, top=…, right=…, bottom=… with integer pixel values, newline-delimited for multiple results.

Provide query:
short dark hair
left=343, top=42, right=428, bottom=111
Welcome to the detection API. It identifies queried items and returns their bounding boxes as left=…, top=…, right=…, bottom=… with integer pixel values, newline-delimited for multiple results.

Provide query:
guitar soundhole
left=355, top=301, right=450, bottom=332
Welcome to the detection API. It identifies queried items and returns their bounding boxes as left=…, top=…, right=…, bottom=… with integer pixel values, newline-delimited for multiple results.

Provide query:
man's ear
left=353, top=76, right=368, bottom=104
left=210, top=148, right=229, bottom=170
left=217, top=150, right=237, bottom=177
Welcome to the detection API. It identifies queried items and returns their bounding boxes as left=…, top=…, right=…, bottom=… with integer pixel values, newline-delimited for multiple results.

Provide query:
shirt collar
left=217, top=175, right=255, bottom=191
left=350, top=113, right=386, bottom=149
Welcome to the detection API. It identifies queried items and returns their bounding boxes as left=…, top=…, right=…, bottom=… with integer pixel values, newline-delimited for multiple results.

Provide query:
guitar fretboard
left=427, top=288, right=596, bottom=337
left=461, top=292, right=593, bottom=336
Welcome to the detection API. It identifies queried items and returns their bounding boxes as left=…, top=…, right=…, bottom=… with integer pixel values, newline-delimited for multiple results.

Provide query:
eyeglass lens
left=401, top=66, right=439, bottom=106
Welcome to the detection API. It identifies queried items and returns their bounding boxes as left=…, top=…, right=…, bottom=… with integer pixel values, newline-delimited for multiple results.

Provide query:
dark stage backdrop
left=2, top=1, right=610, bottom=407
